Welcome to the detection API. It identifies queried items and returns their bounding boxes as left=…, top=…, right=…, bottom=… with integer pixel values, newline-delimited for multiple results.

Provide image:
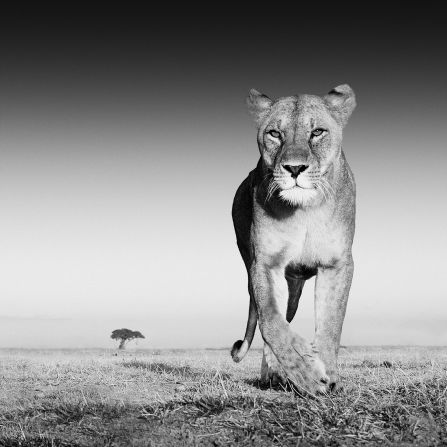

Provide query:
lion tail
left=231, top=295, right=257, bottom=362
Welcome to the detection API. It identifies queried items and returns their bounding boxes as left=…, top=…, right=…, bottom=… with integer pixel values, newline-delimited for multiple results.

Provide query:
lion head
left=247, top=85, right=356, bottom=207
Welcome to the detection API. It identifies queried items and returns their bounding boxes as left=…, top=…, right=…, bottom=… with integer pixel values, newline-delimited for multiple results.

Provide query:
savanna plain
left=0, top=346, right=446, bottom=446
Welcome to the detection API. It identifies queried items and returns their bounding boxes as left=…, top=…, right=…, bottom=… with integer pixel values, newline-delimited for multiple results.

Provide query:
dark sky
left=0, top=13, right=446, bottom=347
left=2, top=14, right=445, bottom=128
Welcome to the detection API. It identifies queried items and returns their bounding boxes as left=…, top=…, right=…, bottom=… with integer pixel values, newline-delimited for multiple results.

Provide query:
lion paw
left=281, top=334, right=330, bottom=394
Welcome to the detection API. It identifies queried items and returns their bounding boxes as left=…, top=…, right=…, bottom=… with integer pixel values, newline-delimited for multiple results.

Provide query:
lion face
left=247, top=85, right=356, bottom=207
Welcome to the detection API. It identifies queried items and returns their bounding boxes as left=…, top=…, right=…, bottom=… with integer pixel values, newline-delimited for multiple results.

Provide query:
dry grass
left=0, top=346, right=446, bottom=446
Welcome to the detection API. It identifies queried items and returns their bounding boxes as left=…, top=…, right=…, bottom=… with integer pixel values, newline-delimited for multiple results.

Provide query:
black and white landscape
left=0, top=12, right=446, bottom=446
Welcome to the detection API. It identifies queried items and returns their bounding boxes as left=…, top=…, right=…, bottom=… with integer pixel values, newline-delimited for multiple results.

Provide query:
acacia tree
left=111, top=328, right=145, bottom=350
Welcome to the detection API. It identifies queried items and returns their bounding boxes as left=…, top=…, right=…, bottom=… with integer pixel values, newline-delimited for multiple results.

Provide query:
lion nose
left=283, top=164, right=308, bottom=178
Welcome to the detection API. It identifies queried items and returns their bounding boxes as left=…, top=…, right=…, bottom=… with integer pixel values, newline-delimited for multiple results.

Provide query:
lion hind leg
left=260, top=343, right=287, bottom=386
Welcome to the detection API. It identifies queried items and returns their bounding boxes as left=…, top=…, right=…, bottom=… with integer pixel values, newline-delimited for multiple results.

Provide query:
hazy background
left=0, top=13, right=446, bottom=348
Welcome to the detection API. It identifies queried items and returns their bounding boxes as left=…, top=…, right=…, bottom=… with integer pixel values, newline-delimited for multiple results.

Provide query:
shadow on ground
left=121, top=360, right=232, bottom=381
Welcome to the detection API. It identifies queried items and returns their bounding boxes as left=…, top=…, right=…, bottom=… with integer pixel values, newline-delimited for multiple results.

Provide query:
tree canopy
left=111, top=328, right=145, bottom=349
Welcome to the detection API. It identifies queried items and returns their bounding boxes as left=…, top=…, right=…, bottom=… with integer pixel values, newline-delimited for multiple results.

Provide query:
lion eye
left=268, top=130, right=281, bottom=139
left=311, top=128, right=326, bottom=137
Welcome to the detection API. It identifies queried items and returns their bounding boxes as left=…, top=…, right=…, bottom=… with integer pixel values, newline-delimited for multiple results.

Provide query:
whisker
left=322, top=178, right=335, bottom=201
left=315, top=179, right=329, bottom=202
left=270, top=183, right=280, bottom=201
left=260, top=171, right=273, bottom=191
left=318, top=177, right=334, bottom=202
left=265, top=180, right=280, bottom=204
left=322, top=181, right=332, bottom=202
left=317, top=182, right=328, bottom=202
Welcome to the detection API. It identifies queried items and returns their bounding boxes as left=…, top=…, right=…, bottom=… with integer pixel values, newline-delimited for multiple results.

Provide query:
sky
left=0, top=13, right=446, bottom=348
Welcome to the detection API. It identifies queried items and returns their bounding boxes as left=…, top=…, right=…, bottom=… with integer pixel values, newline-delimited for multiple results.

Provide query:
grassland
left=0, top=346, right=446, bottom=446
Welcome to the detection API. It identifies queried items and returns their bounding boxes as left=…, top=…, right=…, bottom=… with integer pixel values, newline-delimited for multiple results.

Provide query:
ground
left=0, top=347, right=446, bottom=446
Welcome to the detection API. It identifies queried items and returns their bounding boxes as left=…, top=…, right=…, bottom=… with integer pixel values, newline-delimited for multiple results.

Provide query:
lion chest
left=254, top=208, right=343, bottom=269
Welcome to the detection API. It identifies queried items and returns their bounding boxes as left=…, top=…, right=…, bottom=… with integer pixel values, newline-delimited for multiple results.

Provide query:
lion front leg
left=260, top=275, right=306, bottom=386
left=251, top=264, right=329, bottom=394
left=314, top=260, right=354, bottom=390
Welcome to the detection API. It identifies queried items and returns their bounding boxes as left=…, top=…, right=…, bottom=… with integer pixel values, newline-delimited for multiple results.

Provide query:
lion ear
left=246, top=89, right=272, bottom=125
left=324, top=84, right=356, bottom=127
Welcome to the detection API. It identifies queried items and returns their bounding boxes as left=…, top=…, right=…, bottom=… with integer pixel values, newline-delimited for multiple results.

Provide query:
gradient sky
left=0, top=14, right=446, bottom=348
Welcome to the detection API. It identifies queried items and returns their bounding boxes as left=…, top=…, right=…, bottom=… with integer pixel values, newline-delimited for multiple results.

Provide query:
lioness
left=231, top=85, right=356, bottom=393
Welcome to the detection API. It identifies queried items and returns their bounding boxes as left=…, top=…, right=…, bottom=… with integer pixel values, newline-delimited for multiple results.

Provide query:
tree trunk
left=118, top=339, right=126, bottom=350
